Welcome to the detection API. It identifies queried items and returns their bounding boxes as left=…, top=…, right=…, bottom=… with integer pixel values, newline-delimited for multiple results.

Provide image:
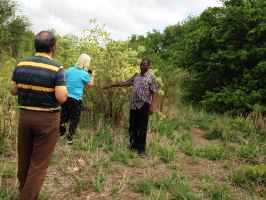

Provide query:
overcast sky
left=16, top=0, right=222, bottom=40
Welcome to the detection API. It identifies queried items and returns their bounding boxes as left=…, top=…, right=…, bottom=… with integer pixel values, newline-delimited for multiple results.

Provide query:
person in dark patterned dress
left=104, top=58, right=159, bottom=154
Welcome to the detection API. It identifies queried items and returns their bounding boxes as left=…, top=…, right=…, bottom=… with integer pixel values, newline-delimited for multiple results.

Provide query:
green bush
left=91, top=173, right=106, bottom=193
left=232, top=165, right=266, bottom=187
left=178, top=142, right=227, bottom=160
left=205, top=117, right=257, bottom=143
left=133, top=173, right=199, bottom=199
left=152, top=118, right=178, bottom=139
left=201, top=176, right=233, bottom=200
left=133, top=179, right=154, bottom=195
left=197, top=145, right=227, bottom=160
left=110, top=147, right=135, bottom=165
left=158, top=146, right=176, bottom=163
left=0, top=187, right=16, bottom=200
left=236, top=144, right=261, bottom=162
left=73, top=128, right=113, bottom=152
left=180, top=0, right=266, bottom=114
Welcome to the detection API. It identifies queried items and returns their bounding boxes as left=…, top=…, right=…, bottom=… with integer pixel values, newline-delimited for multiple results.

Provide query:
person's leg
left=17, top=110, right=33, bottom=192
left=129, top=109, right=138, bottom=150
left=137, top=103, right=150, bottom=154
left=60, top=99, right=70, bottom=136
left=68, top=99, right=82, bottom=141
left=20, top=112, right=59, bottom=200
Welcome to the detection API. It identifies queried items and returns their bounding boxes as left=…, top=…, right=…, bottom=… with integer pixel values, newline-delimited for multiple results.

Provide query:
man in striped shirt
left=11, top=31, right=67, bottom=200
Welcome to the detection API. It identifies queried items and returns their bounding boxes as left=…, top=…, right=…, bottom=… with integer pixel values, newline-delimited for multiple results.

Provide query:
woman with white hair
left=60, top=53, right=94, bottom=144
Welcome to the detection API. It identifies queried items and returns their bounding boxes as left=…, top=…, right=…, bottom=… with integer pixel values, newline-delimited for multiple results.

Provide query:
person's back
left=66, top=66, right=91, bottom=101
left=60, top=54, right=93, bottom=143
left=13, top=53, right=65, bottom=111
left=11, top=31, right=67, bottom=200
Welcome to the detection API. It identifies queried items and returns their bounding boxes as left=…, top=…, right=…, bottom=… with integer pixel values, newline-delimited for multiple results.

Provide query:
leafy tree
left=54, top=22, right=140, bottom=124
left=0, top=0, right=30, bottom=58
left=55, top=35, right=80, bottom=67
left=179, top=0, right=266, bottom=113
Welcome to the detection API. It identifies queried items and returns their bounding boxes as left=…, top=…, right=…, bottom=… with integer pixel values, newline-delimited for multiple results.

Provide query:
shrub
left=232, top=165, right=266, bottom=187
left=201, top=176, right=233, bottom=200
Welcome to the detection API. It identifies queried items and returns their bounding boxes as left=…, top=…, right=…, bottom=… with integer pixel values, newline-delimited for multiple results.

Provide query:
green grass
left=0, top=137, right=10, bottom=156
left=232, top=165, right=266, bottom=197
left=201, top=176, right=233, bottom=200
left=1, top=91, right=266, bottom=199
left=91, top=172, right=106, bottom=193
left=148, top=140, right=177, bottom=163
left=176, top=134, right=227, bottom=160
left=236, top=143, right=261, bottom=162
left=151, top=118, right=179, bottom=139
left=0, top=187, right=17, bottom=200
left=133, top=179, right=154, bottom=195
left=73, top=128, right=113, bottom=152
left=232, top=165, right=266, bottom=187
left=73, top=176, right=91, bottom=195
left=132, top=173, right=199, bottom=200
left=110, top=147, right=136, bottom=165
left=204, top=117, right=257, bottom=143
left=0, top=162, right=16, bottom=179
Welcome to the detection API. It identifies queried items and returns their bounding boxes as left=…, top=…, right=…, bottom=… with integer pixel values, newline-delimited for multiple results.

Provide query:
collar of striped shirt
left=35, top=53, right=52, bottom=60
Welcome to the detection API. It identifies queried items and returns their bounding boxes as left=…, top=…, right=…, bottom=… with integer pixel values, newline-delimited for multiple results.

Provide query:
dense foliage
left=0, top=0, right=33, bottom=59
left=129, top=0, right=266, bottom=114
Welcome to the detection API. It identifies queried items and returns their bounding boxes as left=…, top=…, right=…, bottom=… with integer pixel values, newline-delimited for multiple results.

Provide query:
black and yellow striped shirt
left=12, top=53, right=66, bottom=112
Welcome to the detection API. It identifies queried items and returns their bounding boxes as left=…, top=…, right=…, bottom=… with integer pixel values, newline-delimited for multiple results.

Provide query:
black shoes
left=66, top=135, right=73, bottom=145
left=60, top=125, right=66, bottom=136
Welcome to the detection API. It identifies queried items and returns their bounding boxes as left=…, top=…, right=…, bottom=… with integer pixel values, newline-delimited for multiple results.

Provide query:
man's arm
left=55, top=68, right=68, bottom=104
left=109, top=81, right=132, bottom=88
left=10, top=81, right=18, bottom=96
left=55, top=86, right=68, bottom=104
left=103, top=73, right=137, bottom=89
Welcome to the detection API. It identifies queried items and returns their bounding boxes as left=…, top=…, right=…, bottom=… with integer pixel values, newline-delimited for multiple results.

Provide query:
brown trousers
left=17, top=110, right=59, bottom=200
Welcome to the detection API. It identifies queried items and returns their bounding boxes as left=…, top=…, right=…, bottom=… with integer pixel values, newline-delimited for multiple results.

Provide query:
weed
left=197, top=145, right=227, bottom=160
left=73, top=128, right=113, bottom=152
left=133, top=173, right=199, bottom=200
left=178, top=139, right=227, bottom=160
left=91, top=172, right=106, bottom=193
left=110, top=147, right=135, bottom=166
left=232, top=165, right=266, bottom=187
left=73, top=176, right=91, bottom=195
left=205, top=117, right=257, bottom=143
left=236, top=143, right=260, bottom=162
left=232, top=165, right=266, bottom=197
left=158, top=146, right=176, bottom=163
left=201, top=176, right=233, bottom=200
left=0, top=162, right=16, bottom=179
left=0, top=187, right=17, bottom=200
left=133, top=179, right=154, bottom=195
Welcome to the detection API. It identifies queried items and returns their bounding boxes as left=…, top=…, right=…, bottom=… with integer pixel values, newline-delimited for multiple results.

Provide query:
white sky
left=16, top=0, right=222, bottom=40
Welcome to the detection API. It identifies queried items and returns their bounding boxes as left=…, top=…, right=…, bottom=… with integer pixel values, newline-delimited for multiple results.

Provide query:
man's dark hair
left=34, top=31, right=56, bottom=53
left=140, top=58, right=151, bottom=66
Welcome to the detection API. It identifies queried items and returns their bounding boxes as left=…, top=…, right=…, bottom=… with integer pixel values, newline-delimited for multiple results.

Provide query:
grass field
left=1, top=105, right=265, bottom=200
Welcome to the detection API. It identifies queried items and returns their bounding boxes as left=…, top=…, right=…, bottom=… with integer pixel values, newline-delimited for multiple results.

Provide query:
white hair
left=76, top=53, right=91, bottom=69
